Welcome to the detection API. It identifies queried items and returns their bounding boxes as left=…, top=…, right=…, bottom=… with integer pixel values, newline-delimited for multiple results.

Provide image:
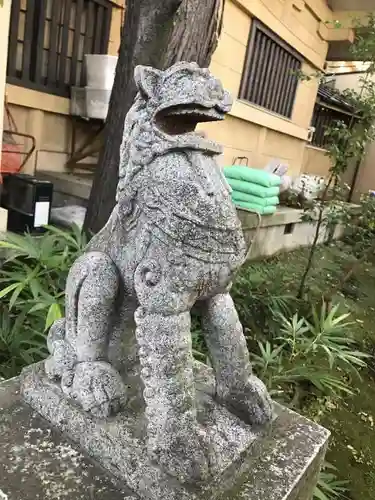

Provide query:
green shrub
left=344, top=193, right=375, bottom=255
left=0, top=225, right=86, bottom=377
left=250, top=303, right=369, bottom=404
left=0, top=306, right=48, bottom=379
left=314, top=462, right=349, bottom=500
left=231, top=263, right=296, bottom=341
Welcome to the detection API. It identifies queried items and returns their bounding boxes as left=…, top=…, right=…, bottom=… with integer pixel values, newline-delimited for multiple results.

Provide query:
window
left=7, top=0, right=113, bottom=98
left=311, top=104, right=355, bottom=148
left=311, top=86, right=356, bottom=148
left=240, top=20, right=302, bottom=118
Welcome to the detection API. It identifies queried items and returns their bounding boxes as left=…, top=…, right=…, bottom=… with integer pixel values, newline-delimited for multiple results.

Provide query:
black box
left=1, top=174, right=53, bottom=233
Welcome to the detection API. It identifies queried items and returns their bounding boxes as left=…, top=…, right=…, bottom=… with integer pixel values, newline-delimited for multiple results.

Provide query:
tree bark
left=84, top=0, right=226, bottom=235
left=163, top=0, right=224, bottom=68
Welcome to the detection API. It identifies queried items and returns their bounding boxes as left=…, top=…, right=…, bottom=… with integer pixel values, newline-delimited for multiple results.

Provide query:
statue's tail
left=45, top=318, right=76, bottom=383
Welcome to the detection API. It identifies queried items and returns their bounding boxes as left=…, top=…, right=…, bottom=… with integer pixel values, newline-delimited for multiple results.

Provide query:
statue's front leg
left=134, top=256, right=209, bottom=483
left=135, top=307, right=209, bottom=483
left=200, top=293, right=273, bottom=425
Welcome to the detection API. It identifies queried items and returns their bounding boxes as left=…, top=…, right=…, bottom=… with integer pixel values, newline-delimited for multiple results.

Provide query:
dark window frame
left=239, top=19, right=302, bottom=119
left=310, top=103, right=356, bottom=149
left=7, top=0, right=113, bottom=98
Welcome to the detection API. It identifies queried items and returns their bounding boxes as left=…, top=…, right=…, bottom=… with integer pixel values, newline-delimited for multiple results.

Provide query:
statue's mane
left=117, top=94, right=149, bottom=201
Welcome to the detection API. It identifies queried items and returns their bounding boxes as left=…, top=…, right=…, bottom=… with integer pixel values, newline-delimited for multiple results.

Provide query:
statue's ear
left=134, top=66, right=161, bottom=98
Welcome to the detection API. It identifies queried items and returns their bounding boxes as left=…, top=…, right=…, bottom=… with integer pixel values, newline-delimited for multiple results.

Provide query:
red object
left=0, top=138, right=22, bottom=184
left=1, top=141, right=22, bottom=174
left=1, top=99, right=36, bottom=184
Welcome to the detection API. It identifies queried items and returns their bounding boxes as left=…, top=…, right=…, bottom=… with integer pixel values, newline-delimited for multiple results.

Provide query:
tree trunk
left=84, top=0, right=226, bottom=235
left=163, top=0, right=224, bottom=68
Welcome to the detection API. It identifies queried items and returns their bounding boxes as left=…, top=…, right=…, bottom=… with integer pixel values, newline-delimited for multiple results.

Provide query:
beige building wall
left=4, top=1, right=125, bottom=175
left=333, top=71, right=363, bottom=92
left=350, top=142, right=375, bottom=200
left=4, top=0, right=358, bottom=179
left=200, top=0, right=333, bottom=176
left=302, top=145, right=332, bottom=176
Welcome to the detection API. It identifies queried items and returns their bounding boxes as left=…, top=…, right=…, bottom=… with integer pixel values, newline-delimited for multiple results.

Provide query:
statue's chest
left=152, top=151, right=226, bottom=196
left=145, top=151, right=237, bottom=224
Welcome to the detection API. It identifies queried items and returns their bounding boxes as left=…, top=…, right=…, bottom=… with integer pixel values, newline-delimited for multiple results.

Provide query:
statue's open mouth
left=155, top=104, right=226, bottom=135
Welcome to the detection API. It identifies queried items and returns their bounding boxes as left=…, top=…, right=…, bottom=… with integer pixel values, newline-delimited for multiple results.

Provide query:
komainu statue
left=43, top=62, right=272, bottom=484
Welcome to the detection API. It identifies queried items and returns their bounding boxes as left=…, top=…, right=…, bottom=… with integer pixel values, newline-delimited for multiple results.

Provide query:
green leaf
left=9, top=284, right=24, bottom=310
left=0, top=283, right=20, bottom=299
left=28, top=302, right=50, bottom=314
left=313, top=487, right=330, bottom=500
left=29, top=278, right=44, bottom=300
left=44, top=225, right=80, bottom=249
left=45, top=303, right=62, bottom=331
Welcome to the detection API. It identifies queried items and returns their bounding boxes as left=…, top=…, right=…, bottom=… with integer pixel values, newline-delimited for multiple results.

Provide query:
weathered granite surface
left=0, top=378, right=136, bottom=500
left=26, top=61, right=273, bottom=486
left=7, top=373, right=329, bottom=499
left=22, top=362, right=273, bottom=500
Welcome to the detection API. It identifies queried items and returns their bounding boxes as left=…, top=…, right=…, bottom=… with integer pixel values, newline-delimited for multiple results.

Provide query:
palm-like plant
left=314, top=462, right=349, bottom=500
left=0, top=225, right=86, bottom=377
left=251, top=303, right=369, bottom=400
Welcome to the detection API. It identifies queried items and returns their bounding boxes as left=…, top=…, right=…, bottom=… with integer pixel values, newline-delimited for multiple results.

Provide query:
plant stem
left=297, top=174, right=334, bottom=299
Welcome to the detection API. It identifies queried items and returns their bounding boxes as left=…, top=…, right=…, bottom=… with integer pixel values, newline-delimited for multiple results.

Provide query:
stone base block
left=0, top=377, right=136, bottom=500
left=0, top=367, right=330, bottom=500
left=21, top=363, right=271, bottom=500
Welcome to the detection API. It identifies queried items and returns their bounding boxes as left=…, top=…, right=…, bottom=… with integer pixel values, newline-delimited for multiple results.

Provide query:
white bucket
left=85, top=54, right=118, bottom=90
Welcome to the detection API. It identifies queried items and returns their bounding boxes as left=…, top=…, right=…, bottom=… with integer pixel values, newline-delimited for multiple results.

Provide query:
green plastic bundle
left=223, top=166, right=280, bottom=215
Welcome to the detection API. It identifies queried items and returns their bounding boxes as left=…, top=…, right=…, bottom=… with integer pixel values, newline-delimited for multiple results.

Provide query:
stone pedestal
left=0, top=367, right=329, bottom=500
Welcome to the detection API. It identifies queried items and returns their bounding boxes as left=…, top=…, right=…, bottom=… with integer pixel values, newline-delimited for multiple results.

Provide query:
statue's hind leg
left=200, top=293, right=273, bottom=425
left=46, top=252, right=127, bottom=418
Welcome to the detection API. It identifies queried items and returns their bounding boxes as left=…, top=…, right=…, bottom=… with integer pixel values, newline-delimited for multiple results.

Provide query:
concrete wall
left=334, top=70, right=375, bottom=200
left=237, top=206, right=344, bottom=260
left=350, top=142, right=375, bottom=200
left=4, top=1, right=125, bottom=176
left=334, top=71, right=363, bottom=93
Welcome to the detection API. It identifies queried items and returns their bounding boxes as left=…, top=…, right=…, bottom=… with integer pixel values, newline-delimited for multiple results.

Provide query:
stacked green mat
left=223, top=166, right=281, bottom=215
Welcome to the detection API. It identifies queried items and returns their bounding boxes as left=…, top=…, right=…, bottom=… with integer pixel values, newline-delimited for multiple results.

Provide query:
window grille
left=7, top=0, right=113, bottom=97
left=240, top=20, right=302, bottom=118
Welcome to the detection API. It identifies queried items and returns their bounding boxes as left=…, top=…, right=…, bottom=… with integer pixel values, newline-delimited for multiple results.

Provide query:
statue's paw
left=217, top=375, right=273, bottom=425
left=150, top=422, right=210, bottom=484
left=63, top=361, right=127, bottom=419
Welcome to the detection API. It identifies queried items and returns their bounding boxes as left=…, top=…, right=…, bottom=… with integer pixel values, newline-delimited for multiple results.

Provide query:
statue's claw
left=217, top=375, right=273, bottom=426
